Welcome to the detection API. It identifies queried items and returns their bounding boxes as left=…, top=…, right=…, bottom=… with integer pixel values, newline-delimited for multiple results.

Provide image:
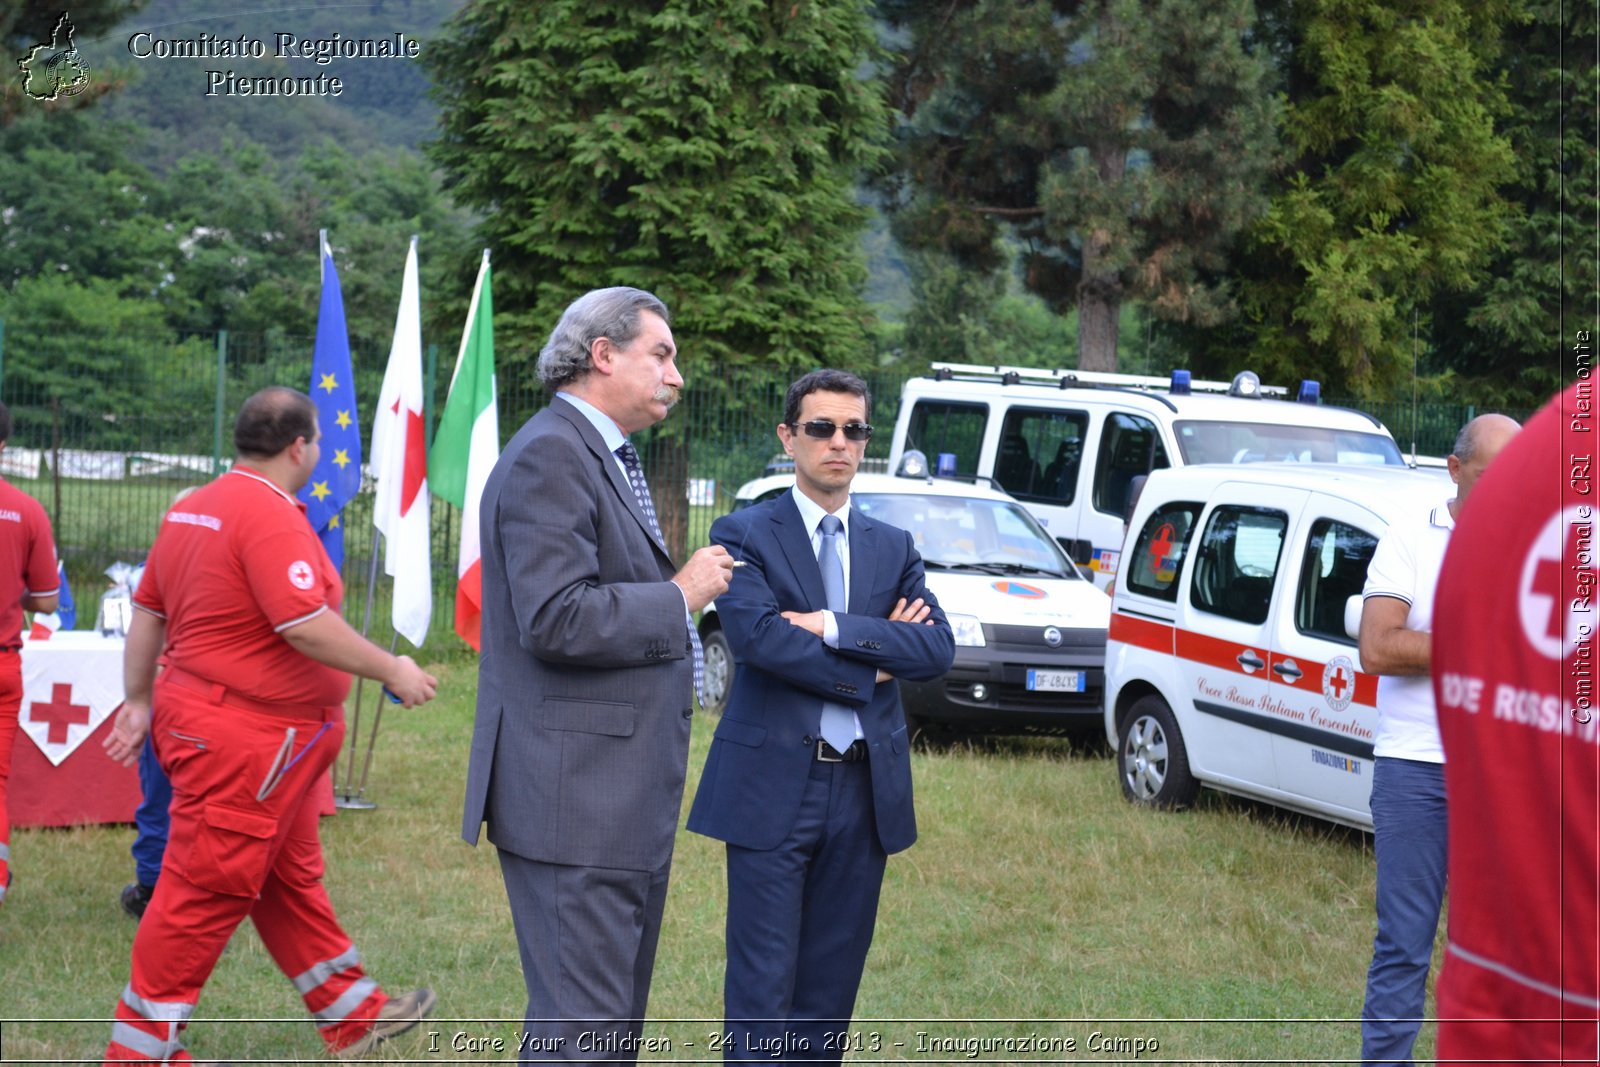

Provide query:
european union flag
left=298, top=231, right=361, bottom=570
left=56, top=559, right=75, bottom=629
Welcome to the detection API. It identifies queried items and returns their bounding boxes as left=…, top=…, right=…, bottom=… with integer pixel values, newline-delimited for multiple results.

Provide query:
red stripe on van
left=1111, top=617, right=1378, bottom=706
left=1108, top=613, right=1173, bottom=653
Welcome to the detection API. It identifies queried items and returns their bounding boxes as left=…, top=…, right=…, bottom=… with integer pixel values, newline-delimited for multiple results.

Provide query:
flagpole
left=341, top=232, right=432, bottom=808
left=335, top=513, right=385, bottom=810
left=349, top=631, right=403, bottom=803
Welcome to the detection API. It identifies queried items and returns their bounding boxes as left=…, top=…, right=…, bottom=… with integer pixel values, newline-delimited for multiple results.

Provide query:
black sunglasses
left=794, top=419, right=873, bottom=442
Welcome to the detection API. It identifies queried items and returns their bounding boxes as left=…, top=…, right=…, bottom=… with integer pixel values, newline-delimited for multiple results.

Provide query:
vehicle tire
left=1116, top=694, right=1199, bottom=809
left=699, top=626, right=734, bottom=715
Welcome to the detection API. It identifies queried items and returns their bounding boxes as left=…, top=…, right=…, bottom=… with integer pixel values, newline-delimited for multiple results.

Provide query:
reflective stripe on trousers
left=107, top=984, right=196, bottom=1064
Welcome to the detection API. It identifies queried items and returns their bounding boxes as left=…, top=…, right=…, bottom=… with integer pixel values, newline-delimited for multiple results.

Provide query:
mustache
left=654, top=385, right=680, bottom=408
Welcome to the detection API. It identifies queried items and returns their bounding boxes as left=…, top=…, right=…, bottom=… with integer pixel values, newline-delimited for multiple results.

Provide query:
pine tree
left=426, top=0, right=889, bottom=554
left=426, top=1, right=886, bottom=380
left=1233, top=0, right=1518, bottom=399
left=882, top=0, right=1279, bottom=372
left=1429, top=0, right=1597, bottom=408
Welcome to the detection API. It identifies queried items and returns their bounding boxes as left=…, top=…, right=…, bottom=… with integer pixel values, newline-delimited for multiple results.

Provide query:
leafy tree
left=1428, top=0, right=1597, bottom=408
left=0, top=111, right=171, bottom=296
left=1228, top=0, right=1518, bottom=399
left=0, top=274, right=214, bottom=452
left=426, top=0, right=890, bottom=553
left=882, top=0, right=1279, bottom=372
left=895, top=250, right=1080, bottom=369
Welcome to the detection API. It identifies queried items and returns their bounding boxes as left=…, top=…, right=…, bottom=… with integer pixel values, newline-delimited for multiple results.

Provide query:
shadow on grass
left=1190, top=788, right=1374, bottom=851
left=910, top=723, right=1110, bottom=760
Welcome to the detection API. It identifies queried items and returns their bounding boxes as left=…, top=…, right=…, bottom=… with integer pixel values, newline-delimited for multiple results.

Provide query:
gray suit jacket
left=461, top=399, right=694, bottom=872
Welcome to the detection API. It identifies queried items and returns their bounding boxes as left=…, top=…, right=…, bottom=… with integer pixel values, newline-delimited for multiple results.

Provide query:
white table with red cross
left=12, top=631, right=141, bottom=827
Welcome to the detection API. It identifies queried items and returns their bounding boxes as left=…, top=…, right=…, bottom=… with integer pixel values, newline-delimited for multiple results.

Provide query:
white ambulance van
left=885, top=364, right=1408, bottom=589
left=1102, top=462, right=1453, bottom=830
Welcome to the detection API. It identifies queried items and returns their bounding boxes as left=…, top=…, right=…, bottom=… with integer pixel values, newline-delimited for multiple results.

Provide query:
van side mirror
left=1057, top=537, right=1094, bottom=565
left=1344, top=595, right=1364, bottom=642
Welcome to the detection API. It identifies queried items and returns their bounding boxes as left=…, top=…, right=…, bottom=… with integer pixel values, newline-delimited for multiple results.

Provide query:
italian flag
left=429, top=249, right=498, bottom=650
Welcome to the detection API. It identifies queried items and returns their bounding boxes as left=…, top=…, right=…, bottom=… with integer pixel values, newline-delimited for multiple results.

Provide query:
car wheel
left=1117, top=695, right=1199, bottom=808
left=699, top=627, right=734, bottom=715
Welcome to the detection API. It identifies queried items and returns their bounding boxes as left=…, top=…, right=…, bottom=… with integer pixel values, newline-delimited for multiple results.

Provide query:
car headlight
left=947, top=613, right=986, bottom=647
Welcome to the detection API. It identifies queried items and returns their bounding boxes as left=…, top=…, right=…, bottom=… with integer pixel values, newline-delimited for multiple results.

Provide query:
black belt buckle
left=816, top=739, right=863, bottom=763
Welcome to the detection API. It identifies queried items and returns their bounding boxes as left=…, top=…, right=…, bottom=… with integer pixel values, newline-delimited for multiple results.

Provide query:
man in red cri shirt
left=101, top=387, right=439, bottom=1064
left=1432, top=380, right=1600, bottom=1063
left=0, top=399, right=60, bottom=905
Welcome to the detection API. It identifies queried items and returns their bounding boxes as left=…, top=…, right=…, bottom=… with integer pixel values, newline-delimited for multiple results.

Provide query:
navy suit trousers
left=722, top=757, right=888, bottom=1065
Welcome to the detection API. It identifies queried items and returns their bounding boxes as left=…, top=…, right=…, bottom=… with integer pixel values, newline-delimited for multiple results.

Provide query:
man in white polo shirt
left=1356, top=412, right=1519, bottom=1065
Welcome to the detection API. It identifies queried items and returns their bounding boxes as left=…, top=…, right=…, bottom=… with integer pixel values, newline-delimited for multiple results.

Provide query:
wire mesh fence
left=0, top=320, right=1510, bottom=651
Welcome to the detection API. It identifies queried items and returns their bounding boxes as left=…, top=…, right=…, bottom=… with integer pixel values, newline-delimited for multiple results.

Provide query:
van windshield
left=1173, top=421, right=1403, bottom=466
left=853, top=492, right=1078, bottom=579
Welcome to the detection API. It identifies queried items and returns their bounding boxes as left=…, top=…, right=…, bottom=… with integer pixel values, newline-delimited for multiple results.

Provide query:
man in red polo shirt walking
left=0, top=399, right=61, bottom=905
left=101, top=387, right=438, bottom=1064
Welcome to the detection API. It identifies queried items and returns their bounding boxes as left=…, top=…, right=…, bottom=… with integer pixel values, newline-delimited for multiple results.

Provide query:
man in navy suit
left=688, top=369, right=955, bottom=1064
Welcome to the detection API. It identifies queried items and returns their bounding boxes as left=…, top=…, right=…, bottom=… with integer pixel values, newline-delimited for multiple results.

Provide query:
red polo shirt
left=1433, top=383, right=1599, bottom=1061
left=0, top=478, right=58, bottom=650
left=134, top=466, right=350, bottom=707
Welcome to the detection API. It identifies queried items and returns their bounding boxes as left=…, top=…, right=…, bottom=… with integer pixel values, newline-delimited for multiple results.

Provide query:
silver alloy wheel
left=700, top=628, right=733, bottom=714
left=1121, top=712, right=1170, bottom=801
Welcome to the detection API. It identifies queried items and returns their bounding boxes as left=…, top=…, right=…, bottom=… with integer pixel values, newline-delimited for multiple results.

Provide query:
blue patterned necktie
left=817, top=514, right=856, bottom=752
left=616, top=441, right=705, bottom=702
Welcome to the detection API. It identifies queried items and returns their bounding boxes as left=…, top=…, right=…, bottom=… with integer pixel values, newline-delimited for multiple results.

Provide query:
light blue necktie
left=616, top=442, right=705, bottom=702
left=817, top=514, right=856, bottom=752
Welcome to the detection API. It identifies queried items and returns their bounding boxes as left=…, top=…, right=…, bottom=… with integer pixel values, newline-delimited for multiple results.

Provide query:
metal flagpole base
left=334, top=794, right=378, bottom=811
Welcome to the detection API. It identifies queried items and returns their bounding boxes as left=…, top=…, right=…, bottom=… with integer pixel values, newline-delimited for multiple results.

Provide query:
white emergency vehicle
left=885, top=364, right=1408, bottom=589
left=1102, top=462, right=1453, bottom=830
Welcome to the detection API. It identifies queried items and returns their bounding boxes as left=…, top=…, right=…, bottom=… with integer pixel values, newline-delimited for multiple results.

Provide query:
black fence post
left=213, top=331, right=229, bottom=476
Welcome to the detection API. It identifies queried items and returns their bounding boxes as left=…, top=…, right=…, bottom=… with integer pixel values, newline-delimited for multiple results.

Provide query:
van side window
left=1126, top=502, right=1202, bottom=601
left=1295, top=518, right=1379, bottom=645
left=1094, top=414, right=1170, bottom=518
left=907, top=401, right=986, bottom=477
left=996, top=407, right=1089, bottom=504
left=1191, top=506, right=1288, bottom=625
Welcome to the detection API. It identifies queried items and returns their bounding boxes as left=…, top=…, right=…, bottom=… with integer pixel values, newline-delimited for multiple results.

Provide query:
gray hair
left=1451, top=413, right=1520, bottom=463
left=536, top=287, right=671, bottom=391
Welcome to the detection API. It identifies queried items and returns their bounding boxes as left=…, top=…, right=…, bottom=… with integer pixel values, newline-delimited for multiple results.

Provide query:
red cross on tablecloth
left=29, top=683, right=90, bottom=745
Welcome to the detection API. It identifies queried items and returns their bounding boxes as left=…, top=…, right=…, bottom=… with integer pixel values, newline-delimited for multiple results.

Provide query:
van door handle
left=1236, top=650, right=1266, bottom=672
left=1273, top=659, right=1303, bottom=681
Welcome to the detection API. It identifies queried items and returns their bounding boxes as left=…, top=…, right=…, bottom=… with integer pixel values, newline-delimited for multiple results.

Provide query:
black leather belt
left=816, top=738, right=868, bottom=763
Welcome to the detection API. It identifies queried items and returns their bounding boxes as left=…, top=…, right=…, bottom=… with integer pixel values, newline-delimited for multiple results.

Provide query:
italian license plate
left=1026, top=669, right=1086, bottom=692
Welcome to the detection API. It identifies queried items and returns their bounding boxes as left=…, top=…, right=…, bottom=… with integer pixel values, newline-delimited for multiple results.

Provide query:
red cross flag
left=370, top=235, right=433, bottom=648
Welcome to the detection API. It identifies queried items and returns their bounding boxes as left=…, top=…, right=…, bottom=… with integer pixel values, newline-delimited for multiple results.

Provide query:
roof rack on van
left=927, top=362, right=1292, bottom=399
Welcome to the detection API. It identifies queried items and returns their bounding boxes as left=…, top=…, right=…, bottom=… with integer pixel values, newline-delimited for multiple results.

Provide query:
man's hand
left=886, top=597, right=935, bottom=625
left=673, top=546, right=736, bottom=613
left=385, top=655, right=438, bottom=708
left=102, top=700, right=151, bottom=768
left=780, top=609, right=826, bottom=637
left=875, top=598, right=938, bottom=683
left=1358, top=595, right=1431, bottom=675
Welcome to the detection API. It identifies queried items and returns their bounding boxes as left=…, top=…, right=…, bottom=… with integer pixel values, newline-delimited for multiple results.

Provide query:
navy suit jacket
left=687, top=491, right=955, bottom=855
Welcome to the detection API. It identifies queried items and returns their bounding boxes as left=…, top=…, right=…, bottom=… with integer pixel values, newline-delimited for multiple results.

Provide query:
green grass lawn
left=1, top=652, right=1436, bottom=1064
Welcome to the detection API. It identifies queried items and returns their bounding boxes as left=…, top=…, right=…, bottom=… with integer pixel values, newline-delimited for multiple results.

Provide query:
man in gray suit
left=463, top=287, right=734, bottom=1063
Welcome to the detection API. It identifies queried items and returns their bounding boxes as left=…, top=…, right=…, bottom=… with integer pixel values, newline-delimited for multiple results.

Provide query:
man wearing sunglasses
left=689, top=369, right=955, bottom=1064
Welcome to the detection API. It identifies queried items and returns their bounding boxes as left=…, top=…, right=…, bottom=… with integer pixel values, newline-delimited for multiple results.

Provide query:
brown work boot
left=334, top=987, right=437, bottom=1059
